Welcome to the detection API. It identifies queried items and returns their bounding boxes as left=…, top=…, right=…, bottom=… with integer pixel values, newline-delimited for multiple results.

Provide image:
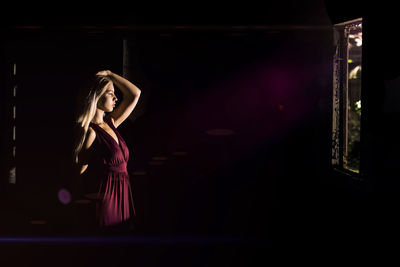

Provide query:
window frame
left=331, top=17, right=363, bottom=180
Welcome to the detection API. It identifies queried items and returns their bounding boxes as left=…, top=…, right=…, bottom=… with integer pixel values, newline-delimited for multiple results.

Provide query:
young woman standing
left=73, top=70, right=141, bottom=234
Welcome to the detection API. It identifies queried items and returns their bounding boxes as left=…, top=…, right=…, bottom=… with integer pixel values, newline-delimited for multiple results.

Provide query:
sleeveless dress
left=85, top=115, right=136, bottom=229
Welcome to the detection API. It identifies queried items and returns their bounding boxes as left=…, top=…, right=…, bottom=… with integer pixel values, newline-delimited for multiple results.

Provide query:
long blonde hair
left=73, top=75, right=112, bottom=164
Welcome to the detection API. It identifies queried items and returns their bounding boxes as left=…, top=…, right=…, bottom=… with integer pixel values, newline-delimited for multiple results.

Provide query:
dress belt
left=107, top=162, right=128, bottom=173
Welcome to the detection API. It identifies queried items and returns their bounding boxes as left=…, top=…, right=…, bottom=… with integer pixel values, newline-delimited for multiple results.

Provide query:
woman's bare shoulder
left=84, top=127, right=97, bottom=149
left=87, top=126, right=96, bottom=136
left=78, top=127, right=97, bottom=165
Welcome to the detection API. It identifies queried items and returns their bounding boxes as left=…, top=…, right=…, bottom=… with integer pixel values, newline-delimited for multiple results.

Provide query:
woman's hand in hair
left=96, top=70, right=112, bottom=77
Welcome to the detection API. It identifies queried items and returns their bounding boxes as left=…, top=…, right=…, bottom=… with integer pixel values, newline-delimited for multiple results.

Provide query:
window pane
left=345, top=22, right=362, bottom=173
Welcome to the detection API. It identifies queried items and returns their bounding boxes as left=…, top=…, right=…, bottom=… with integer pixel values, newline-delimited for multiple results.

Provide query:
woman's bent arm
left=97, top=70, right=141, bottom=98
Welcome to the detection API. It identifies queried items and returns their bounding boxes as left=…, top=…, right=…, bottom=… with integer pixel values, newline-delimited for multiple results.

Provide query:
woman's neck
left=91, top=109, right=105, bottom=124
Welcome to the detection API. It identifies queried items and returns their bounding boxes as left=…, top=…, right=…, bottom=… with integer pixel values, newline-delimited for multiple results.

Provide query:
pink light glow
left=58, top=188, right=71, bottom=205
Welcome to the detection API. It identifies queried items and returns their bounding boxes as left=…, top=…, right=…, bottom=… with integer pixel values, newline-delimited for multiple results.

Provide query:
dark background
left=1, top=0, right=400, bottom=265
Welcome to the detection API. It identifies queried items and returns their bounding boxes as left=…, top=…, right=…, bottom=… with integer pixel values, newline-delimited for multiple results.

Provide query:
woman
left=73, top=70, right=141, bottom=234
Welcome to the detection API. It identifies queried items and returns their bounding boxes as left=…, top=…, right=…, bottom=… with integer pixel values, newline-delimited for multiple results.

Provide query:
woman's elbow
left=79, top=164, right=88, bottom=175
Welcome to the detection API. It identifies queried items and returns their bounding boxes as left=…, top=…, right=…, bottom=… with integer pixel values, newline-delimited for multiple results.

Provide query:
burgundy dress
left=85, top=115, right=136, bottom=228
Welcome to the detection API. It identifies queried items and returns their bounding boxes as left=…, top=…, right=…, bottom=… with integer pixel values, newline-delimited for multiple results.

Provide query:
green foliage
left=347, top=100, right=361, bottom=172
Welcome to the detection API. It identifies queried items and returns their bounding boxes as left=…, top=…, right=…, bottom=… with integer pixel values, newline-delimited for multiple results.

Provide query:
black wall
left=2, top=0, right=398, bottom=254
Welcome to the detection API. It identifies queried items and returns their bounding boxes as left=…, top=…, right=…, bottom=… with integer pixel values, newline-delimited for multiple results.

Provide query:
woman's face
left=98, top=82, right=117, bottom=112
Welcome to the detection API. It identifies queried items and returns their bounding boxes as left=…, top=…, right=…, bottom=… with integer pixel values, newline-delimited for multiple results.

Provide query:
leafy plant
left=347, top=100, right=361, bottom=172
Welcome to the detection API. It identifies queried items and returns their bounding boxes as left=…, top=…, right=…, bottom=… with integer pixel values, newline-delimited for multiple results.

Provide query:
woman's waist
left=106, top=163, right=128, bottom=173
